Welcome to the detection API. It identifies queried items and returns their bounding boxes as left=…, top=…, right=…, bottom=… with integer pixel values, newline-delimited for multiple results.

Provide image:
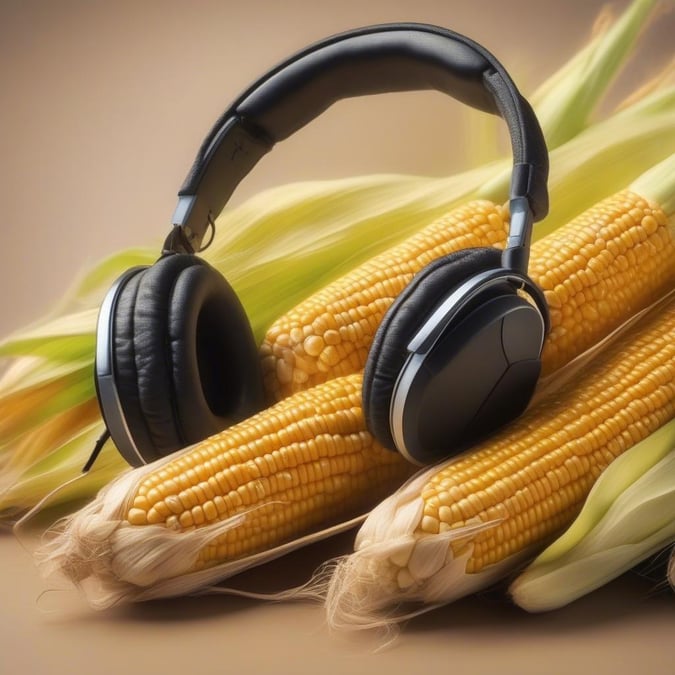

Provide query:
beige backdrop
left=1, top=1, right=674, bottom=674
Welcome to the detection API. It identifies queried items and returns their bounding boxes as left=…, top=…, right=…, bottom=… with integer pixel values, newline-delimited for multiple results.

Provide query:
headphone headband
left=172, top=23, right=548, bottom=265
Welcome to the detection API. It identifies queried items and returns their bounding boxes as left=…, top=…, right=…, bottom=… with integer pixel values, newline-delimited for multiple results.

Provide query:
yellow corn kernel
left=260, top=200, right=509, bottom=400
left=531, top=190, right=675, bottom=375
left=416, top=299, right=675, bottom=576
left=125, top=375, right=414, bottom=570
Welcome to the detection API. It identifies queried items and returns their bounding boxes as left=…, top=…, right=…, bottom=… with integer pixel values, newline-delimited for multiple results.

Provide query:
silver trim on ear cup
left=390, top=351, right=427, bottom=464
left=95, top=266, right=149, bottom=467
left=406, top=269, right=544, bottom=355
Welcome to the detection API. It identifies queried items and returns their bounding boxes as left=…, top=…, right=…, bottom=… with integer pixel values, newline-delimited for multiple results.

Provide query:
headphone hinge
left=503, top=196, right=533, bottom=275
left=162, top=222, right=196, bottom=255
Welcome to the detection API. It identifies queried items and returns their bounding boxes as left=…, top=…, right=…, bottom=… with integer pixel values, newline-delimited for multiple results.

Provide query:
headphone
left=95, top=23, right=550, bottom=468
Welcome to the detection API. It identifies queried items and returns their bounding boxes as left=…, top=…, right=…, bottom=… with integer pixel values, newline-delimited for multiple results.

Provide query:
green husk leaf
left=481, top=85, right=675, bottom=236
left=0, top=365, right=94, bottom=447
left=630, top=152, right=675, bottom=214
left=0, top=424, right=126, bottom=521
left=0, top=309, right=97, bottom=361
left=537, top=113, right=675, bottom=238
left=530, top=0, right=660, bottom=148
left=50, top=248, right=157, bottom=319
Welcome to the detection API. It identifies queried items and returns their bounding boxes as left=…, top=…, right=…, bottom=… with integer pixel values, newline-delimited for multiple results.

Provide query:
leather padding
left=363, top=247, right=502, bottom=451
left=112, top=254, right=264, bottom=461
left=112, top=271, right=154, bottom=456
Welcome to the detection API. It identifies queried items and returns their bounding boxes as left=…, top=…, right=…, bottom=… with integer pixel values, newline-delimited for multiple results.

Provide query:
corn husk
left=528, top=0, right=660, bottom=149
left=1, top=0, right=670, bottom=522
left=508, top=420, right=675, bottom=612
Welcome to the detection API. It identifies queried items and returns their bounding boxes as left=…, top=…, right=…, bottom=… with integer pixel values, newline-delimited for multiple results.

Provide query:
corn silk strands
left=509, top=419, right=675, bottom=611
left=29, top=156, right=675, bottom=607
left=320, top=297, right=675, bottom=632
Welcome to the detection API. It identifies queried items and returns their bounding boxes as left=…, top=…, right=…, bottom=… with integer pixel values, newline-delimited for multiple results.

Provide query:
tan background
left=1, top=1, right=674, bottom=674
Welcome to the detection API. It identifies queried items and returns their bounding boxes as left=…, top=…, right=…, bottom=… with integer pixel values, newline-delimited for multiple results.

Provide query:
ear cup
left=363, top=247, right=502, bottom=451
left=391, top=292, right=544, bottom=464
left=111, top=254, right=265, bottom=462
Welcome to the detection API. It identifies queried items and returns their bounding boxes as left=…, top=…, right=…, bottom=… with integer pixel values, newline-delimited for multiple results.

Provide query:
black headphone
left=95, top=23, right=550, bottom=467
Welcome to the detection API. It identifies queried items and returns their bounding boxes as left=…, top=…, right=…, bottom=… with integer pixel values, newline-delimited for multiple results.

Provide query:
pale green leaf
left=531, top=0, right=660, bottom=148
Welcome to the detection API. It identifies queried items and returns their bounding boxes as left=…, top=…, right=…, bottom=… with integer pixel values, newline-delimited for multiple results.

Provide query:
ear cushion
left=363, top=247, right=502, bottom=451
left=112, top=254, right=265, bottom=461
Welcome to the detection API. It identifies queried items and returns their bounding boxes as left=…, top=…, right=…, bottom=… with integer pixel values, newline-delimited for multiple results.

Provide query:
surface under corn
left=415, top=300, right=675, bottom=577
left=126, top=374, right=413, bottom=570
left=262, top=190, right=675, bottom=398
left=260, top=200, right=508, bottom=400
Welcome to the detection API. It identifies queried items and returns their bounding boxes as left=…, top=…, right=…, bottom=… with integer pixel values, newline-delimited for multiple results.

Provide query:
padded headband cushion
left=363, top=246, right=502, bottom=451
left=112, top=255, right=264, bottom=460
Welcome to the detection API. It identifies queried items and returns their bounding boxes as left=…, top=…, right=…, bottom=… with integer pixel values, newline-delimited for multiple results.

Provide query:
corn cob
left=35, top=374, right=413, bottom=606
left=126, top=374, right=412, bottom=569
left=261, top=189, right=675, bottom=400
left=323, top=299, right=675, bottom=630
left=260, top=200, right=509, bottom=400
left=532, top=189, right=675, bottom=375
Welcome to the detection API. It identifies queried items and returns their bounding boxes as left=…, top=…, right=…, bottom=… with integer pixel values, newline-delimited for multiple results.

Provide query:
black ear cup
left=391, top=288, right=545, bottom=465
left=363, top=247, right=502, bottom=451
left=108, top=254, right=265, bottom=463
